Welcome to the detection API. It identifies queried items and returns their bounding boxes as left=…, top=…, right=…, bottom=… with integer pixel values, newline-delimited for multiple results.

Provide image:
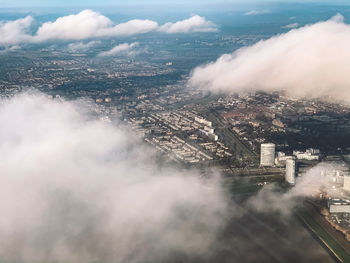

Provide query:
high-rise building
left=343, top=175, right=350, bottom=192
left=285, top=157, right=296, bottom=185
left=260, top=143, right=275, bottom=166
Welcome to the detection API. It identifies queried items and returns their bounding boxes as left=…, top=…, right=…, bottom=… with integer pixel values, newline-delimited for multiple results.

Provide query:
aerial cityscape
left=1, top=0, right=350, bottom=262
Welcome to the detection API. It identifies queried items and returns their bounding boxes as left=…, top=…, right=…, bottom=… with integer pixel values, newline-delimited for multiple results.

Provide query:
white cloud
left=98, top=42, right=139, bottom=57
left=0, top=92, right=227, bottom=262
left=158, top=15, right=218, bottom=33
left=244, top=9, right=271, bottom=16
left=0, top=16, right=34, bottom=46
left=67, top=40, right=101, bottom=52
left=35, top=10, right=158, bottom=41
left=190, top=14, right=350, bottom=103
left=35, top=10, right=112, bottom=41
left=0, top=11, right=217, bottom=46
left=99, top=19, right=159, bottom=36
left=281, top=22, right=299, bottom=29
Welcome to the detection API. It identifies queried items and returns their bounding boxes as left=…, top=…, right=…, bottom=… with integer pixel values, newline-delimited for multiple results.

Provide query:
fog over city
left=0, top=91, right=344, bottom=263
left=247, top=163, right=343, bottom=216
left=0, top=93, right=228, bottom=263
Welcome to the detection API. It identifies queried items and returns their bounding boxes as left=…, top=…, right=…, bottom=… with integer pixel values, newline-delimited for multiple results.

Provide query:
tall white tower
left=343, top=175, right=350, bottom=192
left=260, top=143, right=275, bottom=166
left=285, top=157, right=296, bottom=185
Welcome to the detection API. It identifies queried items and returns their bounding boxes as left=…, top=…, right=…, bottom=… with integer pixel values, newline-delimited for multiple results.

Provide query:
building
left=258, top=106, right=276, bottom=119
left=272, top=119, right=285, bottom=128
left=194, top=116, right=212, bottom=127
left=285, top=157, right=296, bottom=185
left=260, top=143, right=275, bottom=166
left=276, top=151, right=287, bottom=165
left=328, top=199, right=350, bottom=213
left=293, top=148, right=320, bottom=161
left=343, top=175, right=350, bottom=192
left=204, top=126, right=214, bottom=134
left=199, top=129, right=218, bottom=141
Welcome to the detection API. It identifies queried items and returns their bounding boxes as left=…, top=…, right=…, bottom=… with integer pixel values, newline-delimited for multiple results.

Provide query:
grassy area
left=230, top=183, right=262, bottom=194
left=224, top=177, right=262, bottom=195
left=297, top=210, right=350, bottom=263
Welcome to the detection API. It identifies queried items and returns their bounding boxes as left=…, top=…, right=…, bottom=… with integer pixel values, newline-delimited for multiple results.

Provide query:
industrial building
left=260, top=143, right=275, bottom=166
left=293, top=148, right=320, bottom=161
left=285, top=157, right=296, bottom=185
left=328, top=198, right=350, bottom=213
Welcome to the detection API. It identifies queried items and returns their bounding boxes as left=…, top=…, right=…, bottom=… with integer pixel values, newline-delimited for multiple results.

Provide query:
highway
left=206, top=112, right=259, bottom=163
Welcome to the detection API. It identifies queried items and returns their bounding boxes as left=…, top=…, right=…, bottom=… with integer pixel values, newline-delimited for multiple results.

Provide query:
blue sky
left=3, top=0, right=237, bottom=7
left=1, top=0, right=349, bottom=7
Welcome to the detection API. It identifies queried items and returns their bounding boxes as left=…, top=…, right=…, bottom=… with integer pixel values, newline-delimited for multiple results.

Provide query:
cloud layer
left=190, top=14, right=350, bottom=103
left=0, top=92, right=227, bottom=263
left=0, top=10, right=217, bottom=46
left=98, top=42, right=139, bottom=57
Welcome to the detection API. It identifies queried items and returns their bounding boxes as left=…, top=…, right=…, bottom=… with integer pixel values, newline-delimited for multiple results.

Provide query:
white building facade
left=285, top=157, right=296, bottom=185
left=260, top=143, right=275, bottom=166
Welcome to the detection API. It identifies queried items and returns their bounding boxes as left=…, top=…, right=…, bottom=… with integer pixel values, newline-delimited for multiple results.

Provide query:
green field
left=223, top=177, right=263, bottom=196
left=230, top=182, right=262, bottom=194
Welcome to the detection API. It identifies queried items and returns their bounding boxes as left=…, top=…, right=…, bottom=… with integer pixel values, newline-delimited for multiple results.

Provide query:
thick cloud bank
left=0, top=93, right=227, bottom=263
left=190, top=14, right=350, bottom=103
left=0, top=10, right=217, bottom=46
